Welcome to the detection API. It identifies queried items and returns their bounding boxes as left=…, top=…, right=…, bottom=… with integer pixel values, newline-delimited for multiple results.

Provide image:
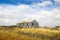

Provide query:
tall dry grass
left=0, top=27, right=60, bottom=40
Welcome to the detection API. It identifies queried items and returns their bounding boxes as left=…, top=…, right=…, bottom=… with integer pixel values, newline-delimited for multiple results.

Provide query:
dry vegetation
left=0, top=27, right=60, bottom=40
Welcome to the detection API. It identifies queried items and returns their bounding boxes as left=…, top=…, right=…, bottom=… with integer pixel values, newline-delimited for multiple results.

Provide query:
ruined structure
left=16, top=20, right=39, bottom=28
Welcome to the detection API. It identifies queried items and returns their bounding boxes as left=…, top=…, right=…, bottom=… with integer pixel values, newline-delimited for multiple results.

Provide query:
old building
left=16, top=20, right=39, bottom=28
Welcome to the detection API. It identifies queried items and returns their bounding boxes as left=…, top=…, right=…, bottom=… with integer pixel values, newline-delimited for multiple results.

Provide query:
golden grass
left=0, top=27, right=60, bottom=40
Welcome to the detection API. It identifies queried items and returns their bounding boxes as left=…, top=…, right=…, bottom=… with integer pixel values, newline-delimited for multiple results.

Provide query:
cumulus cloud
left=54, top=0, right=60, bottom=2
left=0, top=3, right=60, bottom=27
left=33, top=1, right=52, bottom=7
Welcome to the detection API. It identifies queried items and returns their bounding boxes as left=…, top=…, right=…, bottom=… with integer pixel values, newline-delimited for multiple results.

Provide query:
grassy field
left=0, top=27, right=60, bottom=40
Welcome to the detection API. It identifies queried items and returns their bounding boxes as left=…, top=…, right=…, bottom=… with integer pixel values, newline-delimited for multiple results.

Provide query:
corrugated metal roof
left=20, top=19, right=34, bottom=23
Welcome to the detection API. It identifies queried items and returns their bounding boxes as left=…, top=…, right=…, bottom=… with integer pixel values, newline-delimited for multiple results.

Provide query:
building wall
left=32, top=20, right=39, bottom=28
left=20, top=23, right=24, bottom=28
left=28, top=22, right=32, bottom=28
left=16, top=20, right=39, bottom=28
left=23, top=23, right=28, bottom=28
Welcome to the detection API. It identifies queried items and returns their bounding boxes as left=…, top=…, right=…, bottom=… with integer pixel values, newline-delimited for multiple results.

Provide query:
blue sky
left=0, top=0, right=60, bottom=27
left=0, top=0, right=46, bottom=5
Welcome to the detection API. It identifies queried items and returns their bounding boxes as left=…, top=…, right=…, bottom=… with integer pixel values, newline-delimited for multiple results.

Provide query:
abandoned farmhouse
left=16, top=20, right=39, bottom=28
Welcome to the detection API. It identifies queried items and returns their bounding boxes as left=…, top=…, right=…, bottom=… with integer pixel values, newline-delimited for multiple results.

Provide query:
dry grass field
left=0, top=27, right=60, bottom=40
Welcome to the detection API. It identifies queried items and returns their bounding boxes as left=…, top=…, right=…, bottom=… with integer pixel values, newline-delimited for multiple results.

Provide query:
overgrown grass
left=0, top=27, right=60, bottom=40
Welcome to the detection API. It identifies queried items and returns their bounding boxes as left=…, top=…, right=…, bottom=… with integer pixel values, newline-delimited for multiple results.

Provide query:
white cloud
left=54, top=0, right=60, bottom=2
left=33, top=1, right=52, bottom=7
left=54, top=0, right=60, bottom=5
left=0, top=10, right=2, bottom=14
left=17, top=5, right=30, bottom=9
left=0, top=4, right=60, bottom=26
